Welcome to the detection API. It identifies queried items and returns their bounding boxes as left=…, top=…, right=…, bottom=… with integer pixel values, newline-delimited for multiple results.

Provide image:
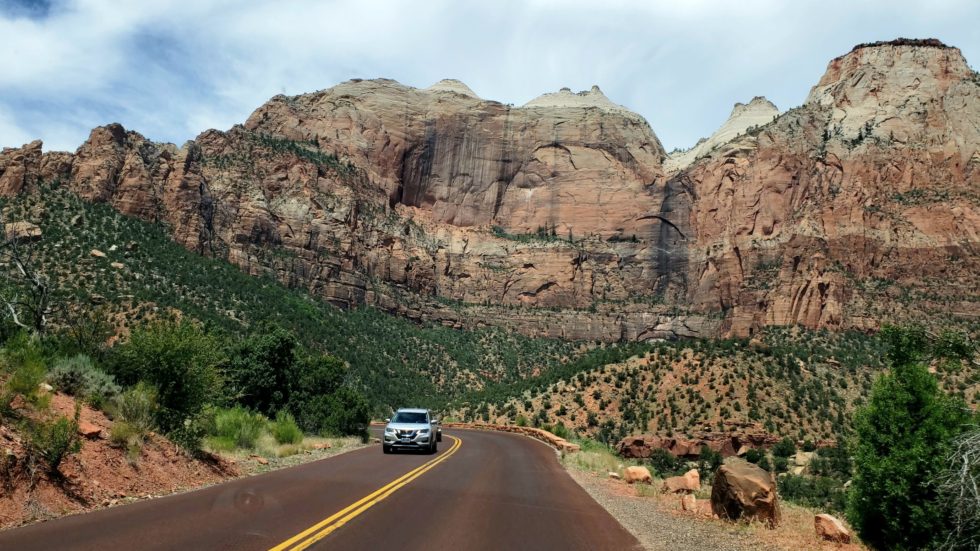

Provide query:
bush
left=106, top=320, right=224, bottom=433
left=647, top=448, right=683, bottom=477
left=772, top=436, right=797, bottom=458
left=211, top=407, right=265, bottom=449
left=1, top=333, right=47, bottom=412
left=549, top=422, right=570, bottom=440
left=24, top=413, right=81, bottom=473
left=48, top=354, right=120, bottom=405
left=697, top=445, right=724, bottom=481
left=287, top=354, right=369, bottom=437
left=227, top=327, right=298, bottom=416
left=779, top=474, right=848, bottom=512
left=744, top=448, right=766, bottom=465
left=515, top=415, right=528, bottom=427
left=112, top=382, right=158, bottom=435
left=848, top=326, right=974, bottom=550
left=271, top=411, right=302, bottom=445
left=772, top=455, right=789, bottom=473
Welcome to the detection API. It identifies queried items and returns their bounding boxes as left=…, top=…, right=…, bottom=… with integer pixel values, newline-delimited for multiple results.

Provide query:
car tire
left=383, top=444, right=391, bottom=454
left=437, top=431, right=442, bottom=443
left=431, top=440, right=438, bottom=454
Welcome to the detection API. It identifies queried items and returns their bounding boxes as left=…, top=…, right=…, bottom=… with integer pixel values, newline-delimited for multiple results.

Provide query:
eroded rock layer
left=1, top=39, right=977, bottom=340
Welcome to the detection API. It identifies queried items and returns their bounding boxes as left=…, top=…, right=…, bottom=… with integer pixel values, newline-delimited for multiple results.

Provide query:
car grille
left=396, top=429, right=417, bottom=439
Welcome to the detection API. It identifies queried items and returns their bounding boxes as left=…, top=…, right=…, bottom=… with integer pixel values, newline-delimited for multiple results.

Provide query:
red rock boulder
left=710, top=461, right=780, bottom=527
left=814, top=513, right=851, bottom=543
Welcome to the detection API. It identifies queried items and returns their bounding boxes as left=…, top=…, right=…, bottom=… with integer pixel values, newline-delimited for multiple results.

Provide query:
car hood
left=386, top=423, right=430, bottom=430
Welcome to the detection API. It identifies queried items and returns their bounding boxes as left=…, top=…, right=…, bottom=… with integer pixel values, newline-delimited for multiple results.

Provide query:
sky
left=1, top=0, right=978, bottom=153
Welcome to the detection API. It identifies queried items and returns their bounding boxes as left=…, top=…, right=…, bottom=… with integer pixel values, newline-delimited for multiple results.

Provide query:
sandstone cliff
left=664, top=96, right=780, bottom=173
left=1, top=39, right=976, bottom=340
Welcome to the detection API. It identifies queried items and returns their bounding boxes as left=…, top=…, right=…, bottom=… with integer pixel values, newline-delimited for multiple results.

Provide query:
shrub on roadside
left=48, top=354, right=120, bottom=406
left=772, top=436, right=797, bottom=458
left=106, top=319, right=225, bottom=433
left=109, top=382, right=158, bottom=460
left=647, top=448, right=683, bottom=477
left=778, top=474, right=848, bottom=512
left=271, top=411, right=302, bottom=445
left=24, top=412, right=81, bottom=473
left=211, top=407, right=265, bottom=449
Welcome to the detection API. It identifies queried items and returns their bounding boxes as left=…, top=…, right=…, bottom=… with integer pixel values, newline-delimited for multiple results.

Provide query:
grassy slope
left=2, top=184, right=588, bottom=413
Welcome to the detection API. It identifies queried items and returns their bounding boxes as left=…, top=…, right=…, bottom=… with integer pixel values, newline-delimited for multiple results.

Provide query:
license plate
left=400, top=438, right=411, bottom=443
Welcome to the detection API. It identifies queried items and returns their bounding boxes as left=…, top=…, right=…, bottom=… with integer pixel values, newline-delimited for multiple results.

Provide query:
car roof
left=395, top=408, right=429, bottom=413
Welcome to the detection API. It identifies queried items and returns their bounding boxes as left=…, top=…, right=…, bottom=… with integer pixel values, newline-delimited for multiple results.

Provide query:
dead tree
left=938, top=428, right=980, bottom=551
left=0, top=217, right=54, bottom=334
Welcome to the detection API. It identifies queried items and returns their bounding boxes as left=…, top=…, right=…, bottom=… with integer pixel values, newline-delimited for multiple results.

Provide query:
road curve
left=0, top=429, right=640, bottom=550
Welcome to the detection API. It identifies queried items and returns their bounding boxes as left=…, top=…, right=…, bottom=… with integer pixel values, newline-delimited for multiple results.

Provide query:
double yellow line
left=269, top=435, right=462, bottom=551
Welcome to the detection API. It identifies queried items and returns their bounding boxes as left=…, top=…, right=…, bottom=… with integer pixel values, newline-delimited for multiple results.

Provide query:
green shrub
left=550, top=422, right=570, bottom=440
left=24, top=414, right=81, bottom=473
left=48, top=354, right=120, bottom=405
left=113, top=382, right=158, bottom=435
left=287, top=355, right=369, bottom=437
left=772, top=436, right=797, bottom=458
left=744, top=448, right=766, bottom=465
left=647, top=448, right=683, bottom=477
left=106, top=320, right=224, bottom=433
left=773, top=455, right=789, bottom=473
left=779, top=474, right=847, bottom=512
left=697, top=445, right=724, bottom=481
left=271, top=411, right=302, bottom=445
left=848, top=326, right=974, bottom=550
left=515, top=415, right=528, bottom=427
left=227, top=327, right=298, bottom=416
left=212, top=407, right=266, bottom=449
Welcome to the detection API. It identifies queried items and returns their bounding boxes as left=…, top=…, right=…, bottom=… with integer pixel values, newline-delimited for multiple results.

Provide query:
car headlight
left=384, top=427, right=395, bottom=434
left=420, top=428, right=430, bottom=434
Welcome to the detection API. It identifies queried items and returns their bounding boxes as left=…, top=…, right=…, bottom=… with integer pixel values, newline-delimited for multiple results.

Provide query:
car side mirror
left=384, top=418, right=390, bottom=423
left=432, top=419, right=439, bottom=425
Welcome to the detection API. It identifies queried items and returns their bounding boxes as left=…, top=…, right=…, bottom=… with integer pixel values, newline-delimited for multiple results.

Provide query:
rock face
left=814, top=513, right=851, bottom=543
left=616, top=428, right=778, bottom=459
left=0, top=39, right=976, bottom=340
left=665, top=97, right=780, bottom=173
left=711, top=461, right=780, bottom=527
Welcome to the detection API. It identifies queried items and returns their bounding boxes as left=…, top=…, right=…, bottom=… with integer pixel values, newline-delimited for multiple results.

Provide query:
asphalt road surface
left=0, top=428, right=640, bottom=550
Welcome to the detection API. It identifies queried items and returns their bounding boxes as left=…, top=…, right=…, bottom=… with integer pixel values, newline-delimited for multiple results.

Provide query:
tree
left=0, top=218, right=56, bottom=335
left=848, top=326, right=974, bottom=550
left=106, top=319, right=225, bottom=433
left=287, top=353, right=368, bottom=437
left=226, top=326, right=298, bottom=416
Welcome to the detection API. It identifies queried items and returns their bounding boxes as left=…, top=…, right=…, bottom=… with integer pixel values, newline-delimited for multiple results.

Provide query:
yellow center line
left=269, top=435, right=462, bottom=551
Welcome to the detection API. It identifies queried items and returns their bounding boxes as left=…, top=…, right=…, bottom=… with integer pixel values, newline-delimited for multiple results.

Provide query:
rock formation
left=0, top=39, right=976, bottom=340
left=711, top=462, right=781, bottom=527
left=664, top=96, right=780, bottom=173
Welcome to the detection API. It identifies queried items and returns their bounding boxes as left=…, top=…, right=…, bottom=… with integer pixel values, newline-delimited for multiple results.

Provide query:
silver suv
left=383, top=408, right=441, bottom=454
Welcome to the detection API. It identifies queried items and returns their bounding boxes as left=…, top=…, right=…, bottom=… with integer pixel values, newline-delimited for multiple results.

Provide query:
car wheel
left=437, top=431, right=442, bottom=443
left=383, top=444, right=391, bottom=454
left=431, top=440, right=438, bottom=454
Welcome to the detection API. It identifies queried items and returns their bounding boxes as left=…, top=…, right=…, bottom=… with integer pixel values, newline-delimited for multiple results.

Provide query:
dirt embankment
left=0, top=393, right=237, bottom=530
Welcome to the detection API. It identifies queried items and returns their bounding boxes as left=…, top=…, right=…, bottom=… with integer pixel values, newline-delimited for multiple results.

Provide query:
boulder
left=78, top=422, right=102, bottom=439
left=5, top=221, right=41, bottom=242
left=710, top=461, right=780, bottom=527
left=680, top=494, right=697, bottom=512
left=663, top=468, right=700, bottom=493
left=90, top=249, right=106, bottom=258
left=608, top=472, right=621, bottom=480
left=255, top=457, right=269, bottom=465
left=623, top=466, right=652, bottom=484
left=110, top=262, right=125, bottom=270
left=814, top=513, right=851, bottom=543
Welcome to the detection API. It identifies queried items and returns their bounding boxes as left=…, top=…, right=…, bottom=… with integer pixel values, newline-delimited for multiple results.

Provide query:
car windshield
left=392, top=412, right=427, bottom=424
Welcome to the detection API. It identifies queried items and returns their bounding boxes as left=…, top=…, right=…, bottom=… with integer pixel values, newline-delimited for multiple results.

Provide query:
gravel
left=568, top=469, right=776, bottom=551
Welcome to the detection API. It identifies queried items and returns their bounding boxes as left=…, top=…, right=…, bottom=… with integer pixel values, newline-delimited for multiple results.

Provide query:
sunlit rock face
left=1, top=39, right=977, bottom=340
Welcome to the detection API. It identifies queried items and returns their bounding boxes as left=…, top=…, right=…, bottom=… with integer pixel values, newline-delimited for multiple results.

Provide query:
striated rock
left=711, top=462, right=780, bottom=527
left=623, top=466, right=653, bottom=484
left=814, top=513, right=851, bottom=543
left=0, top=39, right=976, bottom=340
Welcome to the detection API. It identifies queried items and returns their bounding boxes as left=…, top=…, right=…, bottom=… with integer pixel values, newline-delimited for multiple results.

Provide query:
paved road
left=0, top=429, right=640, bottom=550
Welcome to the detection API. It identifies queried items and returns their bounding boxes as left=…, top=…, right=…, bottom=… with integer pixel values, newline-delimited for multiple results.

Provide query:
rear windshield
left=392, top=411, right=427, bottom=423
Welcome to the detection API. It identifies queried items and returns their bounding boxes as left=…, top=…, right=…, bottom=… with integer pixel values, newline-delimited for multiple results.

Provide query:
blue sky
left=1, top=0, right=978, bottom=152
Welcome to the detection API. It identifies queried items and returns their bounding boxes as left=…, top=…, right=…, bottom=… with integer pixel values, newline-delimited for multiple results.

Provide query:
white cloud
left=0, top=0, right=977, bottom=152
